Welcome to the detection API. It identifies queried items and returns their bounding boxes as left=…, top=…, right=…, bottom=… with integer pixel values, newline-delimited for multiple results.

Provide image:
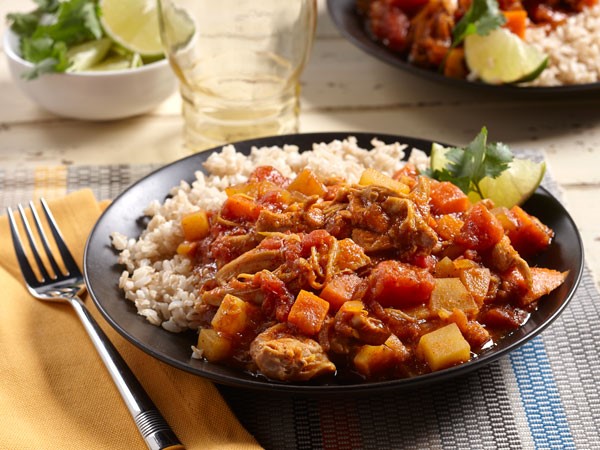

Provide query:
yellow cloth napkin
left=0, top=189, right=261, bottom=450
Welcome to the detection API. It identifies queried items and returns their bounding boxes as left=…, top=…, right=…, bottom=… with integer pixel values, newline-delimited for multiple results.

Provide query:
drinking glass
left=158, top=0, right=317, bottom=151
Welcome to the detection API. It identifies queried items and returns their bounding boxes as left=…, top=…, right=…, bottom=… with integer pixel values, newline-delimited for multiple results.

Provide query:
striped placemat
left=1, top=161, right=599, bottom=449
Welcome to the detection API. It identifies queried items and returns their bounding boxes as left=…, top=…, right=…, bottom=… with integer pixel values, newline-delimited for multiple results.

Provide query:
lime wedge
left=159, top=2, right=196, bottom=52
left=88, top=53, right=142, bottom=71
left=478, top=159, right=546, bottom=207
left=464, top=28, right=548, bottom=84
left=66, top=38, right=112, bottom=72
left=99, top=0, right=164, bottom=57
left=430, top=142, right=451, bottom=172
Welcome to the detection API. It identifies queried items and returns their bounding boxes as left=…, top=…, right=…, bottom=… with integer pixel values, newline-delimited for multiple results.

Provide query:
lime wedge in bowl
left=99, top=0, right=164, bottom=58
left=66, top=38, right=112, bottom=72
left=464, top=28, right=548, bottom=84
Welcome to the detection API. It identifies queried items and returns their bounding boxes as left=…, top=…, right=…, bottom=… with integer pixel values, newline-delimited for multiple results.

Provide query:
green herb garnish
left=452, top=0, right=507, bottom=47
left=7, top=0, right=103, bottom=79
left=430, top=127, right=514, bottom=198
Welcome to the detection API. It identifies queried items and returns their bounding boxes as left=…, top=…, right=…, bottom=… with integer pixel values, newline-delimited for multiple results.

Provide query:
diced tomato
left=507, top=205, right=554, bottom=258
left=501, top=266, right=530, bottom=300
left=248, top=165, right=289, bottom=187
left=300, top=230, right=334, bottom=256
left=368, top=260, right=435, bottom=308
left=430, top=181, right=471, bottom=215
left=368, top=1, right=411, bottom=52
left=221, top=194, right=261, bottom=222
left=479, top=306, right=529, bottom=330
left=256, top=188, right=292, bottom=212
left=408, top=254, right=436, bottom=270
left=392, top=163, right=419, bottom=188
left=388, top=0, right=429, bottom=16
left=455, top=203, right=504, bottom=252
left=254, top=271, right=295, bottom=322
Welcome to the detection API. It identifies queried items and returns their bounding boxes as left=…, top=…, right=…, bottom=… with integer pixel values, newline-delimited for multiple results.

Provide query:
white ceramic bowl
left=3, top=30, right=177, bottom=121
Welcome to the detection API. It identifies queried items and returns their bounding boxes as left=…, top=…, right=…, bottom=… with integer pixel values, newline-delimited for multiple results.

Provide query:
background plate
left=327, top=0, right=600, bottom=97
left=84, top=132, right=583, bottom=394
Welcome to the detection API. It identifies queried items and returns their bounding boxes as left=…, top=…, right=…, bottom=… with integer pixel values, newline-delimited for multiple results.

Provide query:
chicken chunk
left=250, top=324, right=336, bottom=381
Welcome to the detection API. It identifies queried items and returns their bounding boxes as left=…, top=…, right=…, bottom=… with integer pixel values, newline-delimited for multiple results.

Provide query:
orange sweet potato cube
left=353, top=335, right=410, bottom=378
left=288, top=290, right=330, bottom=335
left=320, top=273, right=362, bottom=310
left=181, top=210, right=210, bottom=241
left=221, top=194, right=261, bottom=222
left=288, top=169, right=326, bottom=197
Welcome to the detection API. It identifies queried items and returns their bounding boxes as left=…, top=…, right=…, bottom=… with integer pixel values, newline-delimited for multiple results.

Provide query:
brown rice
left=111, top=137, right=420, bottom=335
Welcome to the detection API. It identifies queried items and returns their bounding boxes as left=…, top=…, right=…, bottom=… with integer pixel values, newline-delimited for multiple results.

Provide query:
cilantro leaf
left=430, top=127, right=514, bottom=198
left=452, top=0, right=506, bottom=46
left=7, top=0, right=103, bottom=79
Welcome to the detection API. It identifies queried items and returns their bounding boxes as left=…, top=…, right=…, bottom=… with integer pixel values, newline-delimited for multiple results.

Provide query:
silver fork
left=8, top=199, right=184, bottom=450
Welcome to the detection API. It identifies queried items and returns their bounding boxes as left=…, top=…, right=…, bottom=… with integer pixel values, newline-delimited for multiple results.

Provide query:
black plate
left=84, top=132, right=583, bottom=394
left=327, top=0, right=600, bottom=97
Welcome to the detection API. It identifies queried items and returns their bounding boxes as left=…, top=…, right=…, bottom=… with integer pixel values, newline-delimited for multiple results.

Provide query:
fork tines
left=7, top=199, right=80, bottom=286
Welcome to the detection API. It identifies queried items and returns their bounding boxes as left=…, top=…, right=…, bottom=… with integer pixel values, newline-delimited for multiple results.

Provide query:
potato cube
left=353, top=335, right=409, bottom=378
left=288, top=290, right=330, bottom=335
left=197, top=329, right=232, bottom=361
left=288, top=169, right=326, bottom=197
left=417, top=323, right=471, bottom=371
left=211, top=294, right=250, bottom=335
left=434, top=257, right=457, bottom=278
left=429, top=278, right=479, bottom=316
left=181, top=210, right=210, bottom=241
left=359, top=168, right=410, bottom=195
left=460, top=267, right=491, bottom=307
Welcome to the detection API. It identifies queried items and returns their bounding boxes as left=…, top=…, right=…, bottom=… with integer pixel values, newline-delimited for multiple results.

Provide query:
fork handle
left=69, top=297, right=185, bottom=450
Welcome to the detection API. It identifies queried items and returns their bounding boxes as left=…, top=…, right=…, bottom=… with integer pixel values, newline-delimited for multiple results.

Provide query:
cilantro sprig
left=430, top=127, right=514, bottom=199
left=7, top=0, right=103, bottom=79
left=452, top=0, right=506, bottom=47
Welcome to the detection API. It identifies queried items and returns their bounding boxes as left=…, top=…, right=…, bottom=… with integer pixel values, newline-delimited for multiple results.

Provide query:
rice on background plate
left=111, top=137, right=423, bottom=336
left=526, top=4, right=600, bottom=86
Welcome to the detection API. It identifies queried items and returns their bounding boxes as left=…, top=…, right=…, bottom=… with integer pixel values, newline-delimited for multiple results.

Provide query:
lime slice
left=88, top=53, right=142, bottom=71
left=99, top=0, right=164, bottom=57
left=464, top=28, right=548, bottom=84
left=478, top=159, right=546, bottom=208
left=66, top=38, right=112, bottom=72
left=430, top=142, right=451, bottom=172
left=159, top=3, right=196, bottom=53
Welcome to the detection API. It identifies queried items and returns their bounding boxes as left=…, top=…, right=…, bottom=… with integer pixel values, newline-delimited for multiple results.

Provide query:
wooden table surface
left=1, top=0, right=599, bottom=288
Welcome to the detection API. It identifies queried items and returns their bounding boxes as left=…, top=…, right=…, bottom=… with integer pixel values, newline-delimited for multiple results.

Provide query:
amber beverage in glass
left=158, top=0, right=317, bottom=151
